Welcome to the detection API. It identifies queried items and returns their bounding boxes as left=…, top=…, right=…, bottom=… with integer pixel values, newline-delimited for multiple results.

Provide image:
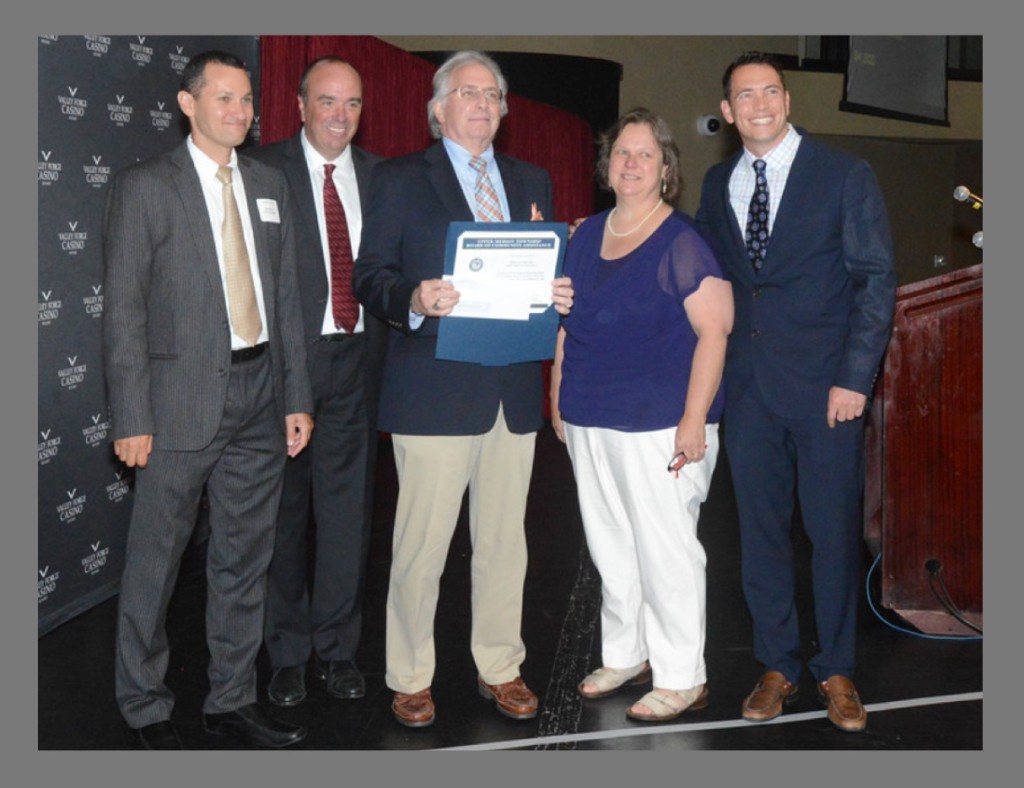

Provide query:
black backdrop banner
left=38, top=35, right=262, bottom=636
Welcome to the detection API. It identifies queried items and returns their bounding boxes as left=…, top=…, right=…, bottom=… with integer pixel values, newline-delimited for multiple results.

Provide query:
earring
left=661, top=180, right=667, bottom=195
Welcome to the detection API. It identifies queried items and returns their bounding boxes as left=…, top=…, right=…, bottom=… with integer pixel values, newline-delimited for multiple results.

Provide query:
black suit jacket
left=697, top=132, right=896, bottom=419
left=354, top=141, right=554, bottom=436
left=245, top=133, right=386, bottom=425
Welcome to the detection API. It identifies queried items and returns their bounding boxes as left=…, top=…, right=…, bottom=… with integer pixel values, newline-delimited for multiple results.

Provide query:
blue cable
left=865, top=553, right=982, bottom=642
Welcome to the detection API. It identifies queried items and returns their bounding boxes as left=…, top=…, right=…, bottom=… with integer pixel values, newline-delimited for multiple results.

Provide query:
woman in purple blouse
left=551, top=108, right=734, bottom=723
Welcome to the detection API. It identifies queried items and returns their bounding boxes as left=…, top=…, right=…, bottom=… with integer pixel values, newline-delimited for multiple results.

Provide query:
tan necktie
left=216, top=165, right=262, bottom=347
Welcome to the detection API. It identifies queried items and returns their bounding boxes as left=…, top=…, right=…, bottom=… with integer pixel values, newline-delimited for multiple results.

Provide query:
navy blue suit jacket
left=353, top=141, right=554, bottom=436
left=697, top=132, right=896, bottom=419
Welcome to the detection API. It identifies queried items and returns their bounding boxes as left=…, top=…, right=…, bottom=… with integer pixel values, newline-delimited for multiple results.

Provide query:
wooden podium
left=864, top=264, right=982, bottom=635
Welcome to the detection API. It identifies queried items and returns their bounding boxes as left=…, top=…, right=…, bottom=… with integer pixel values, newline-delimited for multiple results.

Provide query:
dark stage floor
left=38, top=425, right=982, bottom=752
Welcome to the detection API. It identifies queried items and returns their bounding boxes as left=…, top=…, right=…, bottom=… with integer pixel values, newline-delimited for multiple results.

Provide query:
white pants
left=564, top=422, right=719, bottom=689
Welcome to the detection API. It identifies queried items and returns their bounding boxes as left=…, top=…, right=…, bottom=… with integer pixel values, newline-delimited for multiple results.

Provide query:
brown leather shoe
left=817, top=675, right=867, bottom=732
left=741, top=670, right=800, bottom=722
left=477, top=676, right=539, bottom=720
left=392, top=688, right=435, bottom=728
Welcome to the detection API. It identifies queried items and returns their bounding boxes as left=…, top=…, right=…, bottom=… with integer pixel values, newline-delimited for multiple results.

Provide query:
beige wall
left=378, top=36, right=983, bottom=215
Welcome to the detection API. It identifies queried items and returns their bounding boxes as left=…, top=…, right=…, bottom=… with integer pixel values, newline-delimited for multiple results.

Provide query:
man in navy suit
left=697, top=51, right=895, bottom=732
left=247, top=57, right=385, bottom=709
left=104, top=50, right=313, bottom=749
left=354, top=50, right=574, bottom=728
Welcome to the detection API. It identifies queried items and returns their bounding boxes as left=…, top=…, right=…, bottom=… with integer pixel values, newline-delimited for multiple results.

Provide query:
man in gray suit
left=103, top=50, right=314, bottom=749
left=246, top=57, right=385, bottom=707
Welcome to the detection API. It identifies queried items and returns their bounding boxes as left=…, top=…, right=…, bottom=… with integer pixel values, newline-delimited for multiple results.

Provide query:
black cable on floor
left=865, top=554, right=982, bottom=642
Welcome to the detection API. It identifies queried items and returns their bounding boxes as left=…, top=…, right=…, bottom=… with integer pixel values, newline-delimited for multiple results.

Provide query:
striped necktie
left=215, top=165, right=262, bottom=346
left=469, top=156, right=504, bottom=222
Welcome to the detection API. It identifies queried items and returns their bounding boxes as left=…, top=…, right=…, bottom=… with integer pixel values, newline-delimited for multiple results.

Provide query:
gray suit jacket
left=103, top=141, right=313, bottom=451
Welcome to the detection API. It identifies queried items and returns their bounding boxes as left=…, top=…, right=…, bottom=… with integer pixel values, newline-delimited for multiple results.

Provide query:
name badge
left=256, top=199, right=280, bottom=223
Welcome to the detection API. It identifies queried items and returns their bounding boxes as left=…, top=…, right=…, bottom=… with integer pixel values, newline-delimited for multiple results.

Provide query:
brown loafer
left=817, top=675, right=867, bottom=732
left=477, top=676, right=538, bottom=720
left=741, top=670, right=800, bottom=722
left=392, top=688, right=435, bottom=728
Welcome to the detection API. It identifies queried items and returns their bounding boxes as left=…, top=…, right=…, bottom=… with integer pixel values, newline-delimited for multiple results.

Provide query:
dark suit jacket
left=697, top=132, right=896, bottom=419
left=245, top=133, right=386, bottom=424
left=354, top=141, right=554, bottom=436
left=103, top=142, right=313, bottom=450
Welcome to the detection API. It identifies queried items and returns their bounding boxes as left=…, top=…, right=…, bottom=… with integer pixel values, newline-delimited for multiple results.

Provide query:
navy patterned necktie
left=745, top=159, right=769, bottom=272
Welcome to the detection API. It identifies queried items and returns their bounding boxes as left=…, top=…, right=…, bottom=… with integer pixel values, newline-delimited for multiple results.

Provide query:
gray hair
left=427, top=50, right=509, bottom=139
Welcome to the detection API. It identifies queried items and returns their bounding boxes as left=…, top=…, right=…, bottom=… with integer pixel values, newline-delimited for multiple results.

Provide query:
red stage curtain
left=259, top=35, right=594, bottom=223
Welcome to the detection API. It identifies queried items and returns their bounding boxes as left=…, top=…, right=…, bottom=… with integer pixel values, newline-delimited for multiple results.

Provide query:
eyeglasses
left=447, top=85, right=503, bottom=104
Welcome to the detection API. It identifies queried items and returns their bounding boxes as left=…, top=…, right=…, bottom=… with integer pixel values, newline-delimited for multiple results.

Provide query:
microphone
left=972, top=231, right=983, bottom=250
left=953, top=185, right=983, bottom=209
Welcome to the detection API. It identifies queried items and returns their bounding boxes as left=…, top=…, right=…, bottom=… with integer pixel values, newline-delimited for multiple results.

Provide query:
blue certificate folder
left=436, top=222, right=568, bottom=366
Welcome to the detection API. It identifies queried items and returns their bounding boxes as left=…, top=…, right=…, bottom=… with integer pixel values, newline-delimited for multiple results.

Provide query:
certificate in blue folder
left=436, top=221, right=567, bottom=366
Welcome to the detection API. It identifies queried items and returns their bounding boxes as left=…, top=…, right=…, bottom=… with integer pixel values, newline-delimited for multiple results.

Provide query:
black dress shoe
left=314, top=657, right=365, bottom=699
left=136, top=720, right=183, bottom=750
left=203, top=703, right=306, bottom=748
left=268, top=665, right=307, bottom=707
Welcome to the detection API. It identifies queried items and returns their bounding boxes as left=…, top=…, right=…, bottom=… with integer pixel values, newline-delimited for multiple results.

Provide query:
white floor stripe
left=434, top=692, right=983, bottom=751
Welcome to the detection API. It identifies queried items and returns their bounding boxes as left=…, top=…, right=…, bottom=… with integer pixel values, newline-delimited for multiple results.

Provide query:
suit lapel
left=282, top=134, right=322, bottom=245
left=169, top=144, right=224, bottom=298
left=495, top=154, right=524, bottom=221
left=425, top=142, right=474, bottom=221
left=352, top=145, right=373, bottom=207
left=238, top=157, right=276, bottom=328
left=768, top=135, right=815, bottom=250
left=716, top=152, right=757, bottom=285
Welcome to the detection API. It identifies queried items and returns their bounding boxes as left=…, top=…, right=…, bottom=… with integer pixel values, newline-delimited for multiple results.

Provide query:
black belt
left=231, top=342, right=268, bottom=363
left=315, top=332, right=360, bottom=343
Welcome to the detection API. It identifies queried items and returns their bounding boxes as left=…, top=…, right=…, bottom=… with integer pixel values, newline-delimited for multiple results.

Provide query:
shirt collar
left=442, top=137, right=495, bottom=170
left=301, top=131, right=353, bottom=174
left=743, top=124, right=801, bottom=169
left=186, top=135, right=239, bottom=179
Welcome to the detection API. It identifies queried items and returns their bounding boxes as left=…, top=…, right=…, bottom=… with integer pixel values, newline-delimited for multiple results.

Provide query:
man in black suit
left=353, top=50, right=574, bottom=728
left=104, top=50, right=313, bottom=749
left=247, top=57, right=385, bottom=708
left=697, top=51, right=896, bottom=733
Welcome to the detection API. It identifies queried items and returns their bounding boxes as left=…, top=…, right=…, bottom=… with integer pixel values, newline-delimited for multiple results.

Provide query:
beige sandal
left=626, top=685, right=709, bottom=722
left=578, top=662, right=652, bottom=699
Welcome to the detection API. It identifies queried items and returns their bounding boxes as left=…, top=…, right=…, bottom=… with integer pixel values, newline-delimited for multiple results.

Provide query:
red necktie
left=323, top=163, right=359, bottom=333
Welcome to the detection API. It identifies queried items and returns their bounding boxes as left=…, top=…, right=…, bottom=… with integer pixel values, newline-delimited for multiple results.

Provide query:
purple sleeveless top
left=559, top=209, right=725, bottom=431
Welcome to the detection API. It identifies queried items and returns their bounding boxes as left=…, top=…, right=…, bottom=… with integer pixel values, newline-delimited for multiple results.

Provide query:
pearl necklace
left=605, top=199, right=664, bottom=238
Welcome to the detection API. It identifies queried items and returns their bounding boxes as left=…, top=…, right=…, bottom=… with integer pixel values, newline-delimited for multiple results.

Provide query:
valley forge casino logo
left=38, top=566, right=61, bottom=603
left=38, top=151, right=62, bottom=185
left=57, top=355, right=88, bottom=390
left=38, top=428, right=62, bottom=465
left=56, top=488, right=88, bottom=525
left=81, top=541, right=111, bottom=576
left=83, top=285, right=103, bottom=318
left=38, top=290, right=62, bottom=326
left=58, top=86, right=87, bottom=120
left=58, top=221, right=88, bottom=257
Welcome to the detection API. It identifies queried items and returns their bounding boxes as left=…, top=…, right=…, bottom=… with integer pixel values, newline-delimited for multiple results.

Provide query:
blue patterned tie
left=745, top=159, right=769, bottom=272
